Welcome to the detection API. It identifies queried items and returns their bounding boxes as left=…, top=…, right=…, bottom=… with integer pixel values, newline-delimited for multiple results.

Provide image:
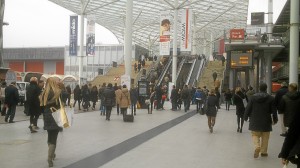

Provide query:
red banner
left=230, top=29, right=245, bottom=40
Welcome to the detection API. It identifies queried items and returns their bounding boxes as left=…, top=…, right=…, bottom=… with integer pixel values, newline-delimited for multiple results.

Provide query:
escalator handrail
left=185, top=59, right=196, bottom=85
left=156, top=58, right=172, bottom=87
left=176, top=58, right=186, bottom=77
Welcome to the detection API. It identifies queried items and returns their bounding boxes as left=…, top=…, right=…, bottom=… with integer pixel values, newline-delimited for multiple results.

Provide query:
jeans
left=131, top=103, right=136, bottom=114
left=251, top=131, right=270, bottom=154
left=225, top=100, right=231, bottom=110
left=196, top=99, right=203, bottom=112
left=105, top=106, right=112, bottom=120
left=183, top=99, right=189, bottom=112
left=5, top=105, right=16, bottom=122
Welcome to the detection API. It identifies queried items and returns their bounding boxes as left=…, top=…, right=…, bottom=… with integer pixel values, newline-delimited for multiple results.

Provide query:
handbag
left=51, top=98, right=70, bottom=128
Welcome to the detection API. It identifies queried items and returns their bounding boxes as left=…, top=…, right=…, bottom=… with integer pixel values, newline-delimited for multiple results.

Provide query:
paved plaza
left=0, top=102, right=295, bottom=168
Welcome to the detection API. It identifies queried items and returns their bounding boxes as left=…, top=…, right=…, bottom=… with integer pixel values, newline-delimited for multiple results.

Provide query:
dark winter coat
left=274, top=86, right=288, bottom=114
left=246, top=89, right=255, bottom=102
left=81, top=87, right=90, bottom=102
left=90, top=88, right=99, bottom=103
left=244, top=92, right=278, bottom=132
left=130, top=88, right=138, bottom=104
left=155, top=86, right=163, bottom=101
left=170, top=88, right=178, bottom=103
left=278, top=91, right=300, bottom=127
left=103, top=87, right=116, bottom=107
left=73, top=87, right=81, bottom=101
left=278, top=111, right=300, bottom=165
left=233, top=91, right=245, bottom=116
left=206, top=94, right=219, bottom=117
left=26, top=81, right=41, bottom=115
left=98, top=86, right=106, bottom=101
left=224, top=92, right=232, bottom=101
left=42, top=90, right=61, bottom=131
left=5, top=84, right=19, bottom=106
left=181, top=88, right=191, bottom=100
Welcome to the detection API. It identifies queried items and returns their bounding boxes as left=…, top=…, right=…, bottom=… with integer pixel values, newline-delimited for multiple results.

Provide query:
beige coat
left=119, top=88, right=131, bottom=108
left=115, top=89, right=122, bottom=104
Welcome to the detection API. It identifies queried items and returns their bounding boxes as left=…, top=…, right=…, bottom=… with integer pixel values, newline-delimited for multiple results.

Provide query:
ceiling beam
left=86, top=0, right=121, bottom=14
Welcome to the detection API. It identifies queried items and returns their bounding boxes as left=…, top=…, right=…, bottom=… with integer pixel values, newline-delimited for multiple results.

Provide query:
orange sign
left=230, top=29, right=245, bottom=40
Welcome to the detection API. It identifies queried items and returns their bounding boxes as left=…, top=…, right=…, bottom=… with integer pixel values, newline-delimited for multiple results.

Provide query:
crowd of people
left=0, top=76, right=299, bottom=168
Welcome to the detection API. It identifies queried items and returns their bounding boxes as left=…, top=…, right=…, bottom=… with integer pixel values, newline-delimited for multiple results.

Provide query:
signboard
left=138, top=81, right=149, bottom=97
left=231, top=51, right=253, bottom=68
left=251, top=12, right=264, bottom=25
left=121, top=75, right=131, bottom=91
left=86, top=16, right=95, bottom=56
left=69, top=15, right=78, bottom=56
left=160, top=11, right=171, bottom=55
left=180, top=9, right=192, bottom=51
left=230, top=29, right=245, bottom=40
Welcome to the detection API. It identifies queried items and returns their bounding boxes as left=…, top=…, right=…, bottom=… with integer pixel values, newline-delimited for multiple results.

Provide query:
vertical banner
left=159, top=11, right=171, bottom=55
left=69, top=15, right=78, bottom=56
left=180, top=9, right=192, bottom=52
left=86, top=17, right=95, bottom=56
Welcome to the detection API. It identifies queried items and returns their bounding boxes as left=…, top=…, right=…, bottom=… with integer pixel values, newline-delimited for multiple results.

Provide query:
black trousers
left=47, top=130, right=59, bottom=145
left=105, top=106, right=112, bottom=120
left=30, top=114, right=40, bottom=126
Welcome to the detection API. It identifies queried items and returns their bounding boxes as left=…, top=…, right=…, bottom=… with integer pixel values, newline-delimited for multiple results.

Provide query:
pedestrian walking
left=181, top=85, right=191, bottom=112
left=98, top=83, right=106, bottom=115
left=119, top=85, right=131, bottom=117
left=244, top=83, right=278, bottom=158
left=81, top=84, right=90, bottom=111
left=194, top=87, right=204, bottom=113
left=0, top=81, right=7, bottom=116
left=274, top=82, right=288, bottom=136
left=65, top=85, right=72, bottom=106
left=170, top=85, right=178, bottom=111
left=26, top=77, right=40, bottom=133
left=115, top=85, right=122, bottom=115
left=233, top=87, right=246, bottom=133
left=130, top=86, right=138, bottom=115
left=90, top=85, right=98, bottom=110
left=212, top=72, right=217, bottom=82
left=39, top=77, right=62, bottom=167
left=206, top=89, right=220, bottom=133
left=4, top=81, right=19, bottom=123
left=103, top=83, right=115, bottom=121
left=224, top=89, right=232, bottom=111
left=73, top=85, right=82, bottom=110
left=278, top=83, right=300, bottom=136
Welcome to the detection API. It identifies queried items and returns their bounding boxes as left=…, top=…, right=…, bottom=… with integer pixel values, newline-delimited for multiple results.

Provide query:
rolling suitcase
left=123, top=110, right=134, bottom=122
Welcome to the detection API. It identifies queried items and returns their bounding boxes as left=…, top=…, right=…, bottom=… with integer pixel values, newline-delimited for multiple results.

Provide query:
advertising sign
left=86, top=17, right=95, bottom=56
left=138, top=81, right=149, bottom=97
left=121, top=75, right=131, bottom=91
left=230, top=29, right=245, bottom=40
left=160, top=11, right=171, bottom=55
left=251, top=12, right=264, bottom=25
left=180, top=9, right=192, bottom=51
left=69, top=15, right=78, bottom=56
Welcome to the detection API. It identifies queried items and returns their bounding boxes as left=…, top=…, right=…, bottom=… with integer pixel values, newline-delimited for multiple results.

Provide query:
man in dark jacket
left=98, top=83, right=106, bottom=115
left=244, top=83, right=278, bottom=158
left=130, top=87, right=138, bottom=115
left=103, top=83, right=116, bottom=121
left=170, top=85, right=178, bottom=111
left=274, top=81, right=289, bottom=136
left=26, top=77, right=41, bottom=133
left=278, top=83, right=300, bottom=135
left=181, top=85, right=191, bottom=112
left=4, top=81, right=19, bottom=123
left=155, top=85, right=163, bottom=110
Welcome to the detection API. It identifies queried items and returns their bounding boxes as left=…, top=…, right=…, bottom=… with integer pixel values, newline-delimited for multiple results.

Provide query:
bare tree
left=0, top=0, right=5, bottom=67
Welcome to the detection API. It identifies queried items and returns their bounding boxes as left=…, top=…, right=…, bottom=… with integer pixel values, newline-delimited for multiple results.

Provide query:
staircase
left=91, top=61, right=153, bottom=87
left=198, top=61, right=225, bottom=91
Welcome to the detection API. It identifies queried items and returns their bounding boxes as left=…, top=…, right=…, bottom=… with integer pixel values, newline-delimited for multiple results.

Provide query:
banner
left=69, top=15, right=78, bottom=56
left=159, top=11, right=170, bottom=55
left=180, top=9, right=192, bottom=52
left=251, top=12, right=264, bottom=25
left=86, top=17, right=95, bottom=56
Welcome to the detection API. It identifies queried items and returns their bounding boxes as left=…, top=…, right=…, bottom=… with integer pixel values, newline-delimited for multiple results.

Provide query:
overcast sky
left=3, top=0, right=287, bottom=48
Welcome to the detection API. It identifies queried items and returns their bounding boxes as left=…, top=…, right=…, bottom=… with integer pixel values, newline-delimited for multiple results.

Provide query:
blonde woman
left=206, top=89, right=220, bottom=133
left=40, top=78, right=62, bottom=167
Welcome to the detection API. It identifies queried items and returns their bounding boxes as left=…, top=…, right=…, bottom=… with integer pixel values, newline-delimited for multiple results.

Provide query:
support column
left=265, top=54, right=272, bottom=94
left=229, top=69, right=234, bottom=90
left=256, top=58, right=260, bottom=92
left=245, top=69, right=250, bottom=88
left=125, top=0, right=133, bottom=77
left=172, top=0, right=178, bottom=84
left=79, top=13, right=84, bottom=85
left=267, top=0, right=273, bottom=42
left=249, top=68, right=255, bottom=88
left=210, top=33, right=213, bottom=59
left=289, top=0, right=299, bottom=84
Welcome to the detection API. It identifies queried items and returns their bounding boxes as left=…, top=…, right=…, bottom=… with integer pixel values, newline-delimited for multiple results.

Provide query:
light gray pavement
left=0, top=101, right=295, bottom=168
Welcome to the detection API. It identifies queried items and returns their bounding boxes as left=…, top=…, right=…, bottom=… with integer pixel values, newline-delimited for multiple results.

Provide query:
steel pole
left=79, top=13, right=84, bottom=85
left=124, top=0, right=133, bottom=77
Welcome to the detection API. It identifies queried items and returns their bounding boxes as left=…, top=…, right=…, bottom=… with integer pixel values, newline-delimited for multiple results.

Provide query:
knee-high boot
left=48, top=144, right=56, bottom=167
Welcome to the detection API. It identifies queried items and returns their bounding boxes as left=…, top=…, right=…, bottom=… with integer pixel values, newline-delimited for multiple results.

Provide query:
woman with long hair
left=206, top=89, right=220, bottom=133
left=40, top=77, right=62, bottom=167
left=233, top=87, right=245, bottom=133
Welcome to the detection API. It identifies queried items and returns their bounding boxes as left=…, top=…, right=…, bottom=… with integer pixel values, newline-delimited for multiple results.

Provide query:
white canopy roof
left=49, top=0, right=249, bottom=52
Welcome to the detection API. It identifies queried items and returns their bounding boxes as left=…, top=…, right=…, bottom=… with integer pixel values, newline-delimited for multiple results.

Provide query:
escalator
left=187, top=58, right=205, bottom=86
left=155, top=58, right=172, bottom=87
left=176, top=62, right=193, bottom=89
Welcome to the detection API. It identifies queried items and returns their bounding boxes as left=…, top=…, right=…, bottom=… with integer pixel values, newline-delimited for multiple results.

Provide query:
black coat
left=90, top=89, right=99, bottom=103
left=233, top=92, right=245, bottom=116
left=181, top=88, right=191, bottom=100
left=224, top=92, right=232, bottom=101
left=103, top=87, right=116, bottom=107
left=73, top=87, right=81, bottom=100
left=42, top=90, right=61, bottom=131
left=206, top=95, right=219, bottom=117
left=26, top=81, right=41, bottom=115
left=278, top=111, right=300, bottom=165
left=5, top=84, right=19, bottom=106
left=244, top=92, right=278, bottom=132
left=274, top=86, right=288, bottom=114
left=278, top=91, right=300, bottom=127
left=130, top=88, right=138, bottom=104
left=170, top=88, right=178, bottom=103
